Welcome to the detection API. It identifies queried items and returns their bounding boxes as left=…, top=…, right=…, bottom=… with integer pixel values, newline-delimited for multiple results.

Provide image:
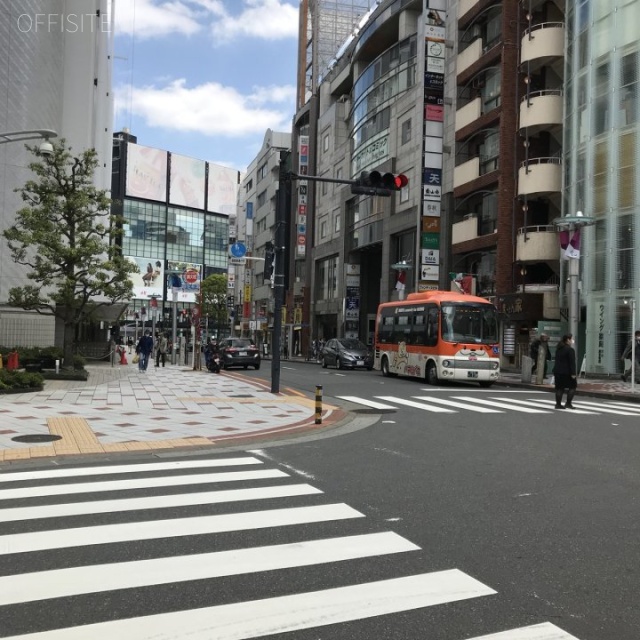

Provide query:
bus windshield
left=441, top=303, right=498, bottom=344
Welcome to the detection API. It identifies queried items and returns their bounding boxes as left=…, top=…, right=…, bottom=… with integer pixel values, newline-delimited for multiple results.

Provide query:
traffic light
left=350, top=170, right=409, bottom=197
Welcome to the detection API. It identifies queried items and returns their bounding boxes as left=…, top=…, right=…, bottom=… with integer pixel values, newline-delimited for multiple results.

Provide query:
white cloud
left=211, top=0, right=298, bottom=43
left=115, top=79, right=295, bottom=137
left=114, top=0, right=298, bottom=42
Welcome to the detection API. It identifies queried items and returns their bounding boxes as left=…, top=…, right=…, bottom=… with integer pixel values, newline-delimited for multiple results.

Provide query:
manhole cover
left=11, top=434, right=62, bottom=443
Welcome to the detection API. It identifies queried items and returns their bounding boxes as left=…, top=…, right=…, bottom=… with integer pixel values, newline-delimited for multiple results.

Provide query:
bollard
left=0, top=353, right=3, bottom=369
left=315, top=385, right=323, bottom=425
left=55, top=359, right=60, bottom=375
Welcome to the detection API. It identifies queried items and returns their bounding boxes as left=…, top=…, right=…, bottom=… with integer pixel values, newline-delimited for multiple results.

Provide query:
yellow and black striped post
left=315, top=385, right=323, bottom=424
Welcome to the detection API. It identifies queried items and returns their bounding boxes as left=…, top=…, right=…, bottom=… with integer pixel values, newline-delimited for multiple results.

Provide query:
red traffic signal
left=351, top=170, right=409, bottom=197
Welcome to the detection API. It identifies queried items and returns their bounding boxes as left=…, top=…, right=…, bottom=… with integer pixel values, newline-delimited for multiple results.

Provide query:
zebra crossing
left=337, top=392, right=640, bottom=417
left=0, top=455, right=582, bottom=639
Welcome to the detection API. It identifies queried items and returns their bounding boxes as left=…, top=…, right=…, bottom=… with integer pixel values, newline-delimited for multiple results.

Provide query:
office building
left=0, top=0, right=114, bottom=347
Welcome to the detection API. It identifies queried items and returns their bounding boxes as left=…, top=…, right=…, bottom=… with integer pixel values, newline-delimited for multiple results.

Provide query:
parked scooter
left=207, top=355, right=222, bottom=374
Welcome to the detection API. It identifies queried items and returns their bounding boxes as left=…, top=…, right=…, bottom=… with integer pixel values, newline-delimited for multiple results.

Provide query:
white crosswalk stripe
left=0, top=457, right=584, bottom=639
left=376, top=395, right=455, bottom=412
left=335, top=393, right=640, bottom=417
left=0, top=456, right=263, bottom=483
left=411, top=396, right=503, bottom=413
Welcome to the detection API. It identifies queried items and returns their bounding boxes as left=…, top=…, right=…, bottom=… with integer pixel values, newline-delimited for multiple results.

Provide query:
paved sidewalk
left=0, top=360, right=343, bottom=463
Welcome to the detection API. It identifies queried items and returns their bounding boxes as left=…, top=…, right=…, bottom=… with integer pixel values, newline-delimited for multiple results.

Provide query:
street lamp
left=0, top=129, right=58, bottom=147
left=391, top=260, right=412, bottom=301
left=553, top=210, right=595, bottom=362
left=624, top=297, right=637, bottom=393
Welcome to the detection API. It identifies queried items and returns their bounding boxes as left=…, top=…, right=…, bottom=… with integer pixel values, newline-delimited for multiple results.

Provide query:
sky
left=113, top=0, right=300, bottom=173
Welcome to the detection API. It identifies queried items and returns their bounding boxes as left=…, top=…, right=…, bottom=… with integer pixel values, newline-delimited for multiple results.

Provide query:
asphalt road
left=1, top=361, right=638, bottom=638
left=245, top=361, right=640, bottom=638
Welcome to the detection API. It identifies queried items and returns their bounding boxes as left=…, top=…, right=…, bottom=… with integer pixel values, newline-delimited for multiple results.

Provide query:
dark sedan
left=320, top=338, right=373, bottom=370
left=219, top=338, right=261, bottom=370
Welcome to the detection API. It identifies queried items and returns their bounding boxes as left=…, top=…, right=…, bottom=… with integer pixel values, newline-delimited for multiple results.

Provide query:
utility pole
left=271, top=151, right=291, bottom=393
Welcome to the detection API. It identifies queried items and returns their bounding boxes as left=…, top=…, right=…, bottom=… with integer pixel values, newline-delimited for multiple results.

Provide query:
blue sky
left=113, top=0, right=299, bottom=172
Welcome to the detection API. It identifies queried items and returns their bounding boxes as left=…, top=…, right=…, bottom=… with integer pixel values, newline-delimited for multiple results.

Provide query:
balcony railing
left=521, top=23, right=565, bottom=68
left=516, top=225, right=561, bottom=262
left=519, top=90, right=563, bottom=133
left=518, top=157, right=562, bottom=196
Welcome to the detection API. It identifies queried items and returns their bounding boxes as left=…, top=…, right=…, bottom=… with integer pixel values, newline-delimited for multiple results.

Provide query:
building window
left=336, top=167, right=343, bottom=180
left=334, top=208, right=341, bottom=232
left=400, top=182, right=409, bottom=203
left=401, top=118, right=411, bottom=144
left=257, top=190, right=267, bottom=207
left=245, top=179, right=253, bottom=192
left=257, top=163, right=268, bottom=181
left=323, top=133, right=330, bottom=152
left=320, top=217, right=328, bottom=239
left=317, top=256, right=339, bottom=300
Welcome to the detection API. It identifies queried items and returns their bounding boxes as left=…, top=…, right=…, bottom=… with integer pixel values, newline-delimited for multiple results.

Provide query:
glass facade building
left=565, top=0, right=640, bottom=373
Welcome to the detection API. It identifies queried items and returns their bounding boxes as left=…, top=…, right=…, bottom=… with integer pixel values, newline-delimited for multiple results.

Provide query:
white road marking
left=336, top=396, right=396, bottom=409
left=452, top=397, right=550, bottom=413
left=375, top=396, right=455, bottom=413
left=0, top=504, right=363, bottom=555
left=0, top=457, right=263, bottom=483
left=0, top=469, right=288, bottom=501
left=494, top=398, right=598, bottom=415
left=0, top=570, right=496, bottom=640
left=465, top=622, right=581, bottom=639
left=560, top=399, right=640, bottom=416
left=0, top=532, right=418, bottom=606
left=0, top=484, right=323, bottom=523
left=411, top=396, right=503, bottom=413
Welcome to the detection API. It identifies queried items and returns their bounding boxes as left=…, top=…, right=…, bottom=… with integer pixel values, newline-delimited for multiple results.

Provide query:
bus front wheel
left=426, top=362, right=438, bottom=386
left=381, top=357, right=395, bottom=377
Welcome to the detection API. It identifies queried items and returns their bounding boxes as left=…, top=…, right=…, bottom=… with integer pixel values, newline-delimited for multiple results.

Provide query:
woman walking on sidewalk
left=553, top=334, right=577, bottom=409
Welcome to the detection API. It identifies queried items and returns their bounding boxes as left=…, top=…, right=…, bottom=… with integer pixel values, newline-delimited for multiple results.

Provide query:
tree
left=200, top=273, right=229, bottom=336
left=3, top=139, right=137, bottom=367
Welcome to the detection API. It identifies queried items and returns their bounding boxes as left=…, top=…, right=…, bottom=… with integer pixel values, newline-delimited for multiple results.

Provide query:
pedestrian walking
left=136, top=330, right=154, bottom=372
left=155, top=333, right=168, bottom=367
left=620, top=329, right=640, bottom=382
left=552, top=334, right=577, bottom=409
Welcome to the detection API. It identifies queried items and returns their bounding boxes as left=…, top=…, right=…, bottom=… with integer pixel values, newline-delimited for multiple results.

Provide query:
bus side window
left=380, top=315, right=394, bottom=344
left=426, top=307, right=438, bottom=346
left=413, top=315, right=426, bottom=345
left=393, top=316, right=409, bottom=343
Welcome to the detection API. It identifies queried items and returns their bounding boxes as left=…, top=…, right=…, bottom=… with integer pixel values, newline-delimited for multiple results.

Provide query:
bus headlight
left=443, top=360, right=452, bottom=367
left=491, top=362, right=499, bottom=370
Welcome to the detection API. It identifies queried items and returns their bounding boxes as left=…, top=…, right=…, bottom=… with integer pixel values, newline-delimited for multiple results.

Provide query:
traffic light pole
left=270, top=166, right=406, bottom=393
left=271, top=155, right=291, bottom=394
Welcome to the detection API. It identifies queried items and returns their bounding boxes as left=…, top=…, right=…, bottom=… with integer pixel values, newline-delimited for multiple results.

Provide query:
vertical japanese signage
left=420, top=2, right=446, bottom=291
left=297, top=136, right=309, bottom=257
left=345, top=264, right=360, bottom=339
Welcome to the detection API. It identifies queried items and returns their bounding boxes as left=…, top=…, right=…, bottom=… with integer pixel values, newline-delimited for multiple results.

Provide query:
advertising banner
left=126, top=256, right=165, bottom=300
left=126, top=144, right=168, bottom=202
left=167, top=260, right=202, bottom=303
left=170, top=153, right=205, bottom=209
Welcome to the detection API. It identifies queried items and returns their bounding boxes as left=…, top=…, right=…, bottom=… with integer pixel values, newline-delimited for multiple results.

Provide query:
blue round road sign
left=230, top=242, right=247, bottom=258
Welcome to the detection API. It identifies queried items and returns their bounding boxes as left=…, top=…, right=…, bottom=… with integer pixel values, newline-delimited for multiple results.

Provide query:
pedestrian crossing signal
left=351, top=170, right=408, bottom=197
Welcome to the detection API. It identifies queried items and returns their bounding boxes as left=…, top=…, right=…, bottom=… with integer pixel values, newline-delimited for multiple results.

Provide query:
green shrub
left=0, top=368, right=44, bottom=391
left=72, top=354, right=86, bottom=370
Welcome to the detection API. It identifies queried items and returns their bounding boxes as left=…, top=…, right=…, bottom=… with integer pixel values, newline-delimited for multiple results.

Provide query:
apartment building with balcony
left=450, top=0, right=565, bottom=367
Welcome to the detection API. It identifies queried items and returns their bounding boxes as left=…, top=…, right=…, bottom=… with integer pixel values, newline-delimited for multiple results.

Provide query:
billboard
left=167, top=260, right=202, bottom=303
left=207, top=163, right=239, bottom=215
left=126, top=144, right=168, bottom=202
left=170, top=153, right=206, bottom=209
left=126, top=256, right=165, bottom=300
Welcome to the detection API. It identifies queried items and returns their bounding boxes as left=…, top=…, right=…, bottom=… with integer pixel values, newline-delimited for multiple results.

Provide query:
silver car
left=320, top=338, right=373, bottom=370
